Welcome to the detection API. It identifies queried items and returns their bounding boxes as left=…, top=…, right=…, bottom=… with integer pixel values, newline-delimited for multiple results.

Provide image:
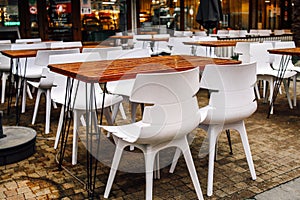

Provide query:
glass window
left=81, top=0, right=122, bottom=42
left=46, top=0, right=73, bottom=41
left=0, top=0, right=19, bottom=27
left=29, top=0, right=39, bottom=37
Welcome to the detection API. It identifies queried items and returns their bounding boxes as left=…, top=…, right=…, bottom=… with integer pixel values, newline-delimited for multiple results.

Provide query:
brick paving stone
left=1, top=86, right=300, bottom=200
left=24, top=191, right=36, bottom=199
left=4, top=189, right=17, bottom=197
left=0, top=192, right=7, bottom=199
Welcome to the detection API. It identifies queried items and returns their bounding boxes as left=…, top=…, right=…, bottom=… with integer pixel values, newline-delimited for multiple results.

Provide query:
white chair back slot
left=11, top=42, right=47, bottom=50
left=0, top=40, right=11, bottom=44
left=35, top=48, right=80, bottom=66
left=50, top=41, right=82, bottom=48
left=250, top=42, right=273, bottom=72
left=15, top=38, right=42, bottom=44
left=169, top=37, right=194, bottom=55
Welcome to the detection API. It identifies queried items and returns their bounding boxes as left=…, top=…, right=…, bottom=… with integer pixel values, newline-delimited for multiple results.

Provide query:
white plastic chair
left=272, top=41, right=297, bottom=107
left=250, top=42, right=296, bottom=114
left=51, top=53, right=123, bottom=165
left=50, top=41, right=82, bottom=49
left=169, top=37, right=194, bottom=55
left=27, top=48, right=80, bottom=134
left=0, top=40, right=11, bottom=44
left=11, top=42, right=48, bottom=113
left=0, top=44, right=12, bottom=104
left=82, top=46, right=122, bottom=60
left=106, top=48, right=151, bottom=121
left=100, top=67, right=204, bottom=200
left=15, top=38, right=42, bottom=43
left=170, top=62, right=257, bottom=196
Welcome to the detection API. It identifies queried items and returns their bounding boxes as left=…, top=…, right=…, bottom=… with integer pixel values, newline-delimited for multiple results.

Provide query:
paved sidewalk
left=254, top=177, right=300, bottom=200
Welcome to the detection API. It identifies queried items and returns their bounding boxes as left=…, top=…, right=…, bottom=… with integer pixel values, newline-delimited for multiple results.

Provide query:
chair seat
left=107, top=79, right=135, bottom=97
left=200, top=103, right=257, bottom=124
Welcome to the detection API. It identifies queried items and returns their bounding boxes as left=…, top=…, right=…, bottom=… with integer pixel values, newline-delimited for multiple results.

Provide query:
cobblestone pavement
left=0, top=86, right=300, bottom=200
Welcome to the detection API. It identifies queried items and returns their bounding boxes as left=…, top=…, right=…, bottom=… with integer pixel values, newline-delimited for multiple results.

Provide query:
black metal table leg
left=268, top=55, right=290, bottom=118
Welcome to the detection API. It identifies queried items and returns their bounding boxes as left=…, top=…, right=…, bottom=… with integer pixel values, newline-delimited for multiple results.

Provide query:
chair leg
left=283, top=79, right=293, bottom=109
left=235, top=122, right=256, bottom=180
left=72, top=111, right=80, bottom=165
left=207, top=127, right=220, bottom=197
left=45, top=89, right=51, bottom=134
left=154, top=153, right=160, bottom=179
left=31, top=89, right=43, bottom=125
left=104, top=139, right=126, bottom=198
left=254, top=83, right=260, bottom=100
left=293, top=75, right=297, bottom=107
left=111, top=102, right=121, bottom=123
left=54, top=106, right=65, bottom=149
left=131, top=102, right=138, bottom=122
left=169, top=147, right=182, bottom=173
left=21, top=81, right=27, bottom=113
left=180, top=139, right=204, bottom=200
left=144, top=150, right=156, bottom=200
left=1, top=72, right=8, bottom=104
left=118, top=102, right=127, bottom=120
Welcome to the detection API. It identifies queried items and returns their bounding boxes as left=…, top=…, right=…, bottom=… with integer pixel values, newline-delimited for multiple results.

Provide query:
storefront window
left=81, top=0, right=123, bottom=42
left=0, top=0, right=19, bottom=27
left=46, top=0, right=73, bottom=41
left=29, top=0, right=39, bottom=37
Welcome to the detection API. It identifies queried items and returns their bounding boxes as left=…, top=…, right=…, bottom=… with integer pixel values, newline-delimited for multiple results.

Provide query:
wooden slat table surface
left=183, top=40, right=249, bottom=47
left=1, top=44, right=110, bottom=58
left=268, top=47, right=300, bottom=56
left=136, top=38, right=169, bottom=42
left=109, top=35, right=133, bottom=40
left=48, top=55, right=241, bottom=83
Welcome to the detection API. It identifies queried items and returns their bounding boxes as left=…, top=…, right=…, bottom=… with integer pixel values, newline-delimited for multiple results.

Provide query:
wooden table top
left=48, top=55, right=241, bottom=83
left=136, top=38, right=169, bottom=42
left=268, top=47, right=300, bottom=56
left=183, top=40, right=248, bottom=47
left=1, top=45, right=111, bottom=58
left=109, top=35, right=133, bottom=39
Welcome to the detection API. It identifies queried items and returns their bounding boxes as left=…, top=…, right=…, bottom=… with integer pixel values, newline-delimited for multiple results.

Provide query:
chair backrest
left=11, top=42, right=47, bottom=50
left=0, top=40, right=11, bottom=44
left=183, top=31, right=193, bottom=37
left=50, top=41, right=82, bottom=48
left=15, top=38, right=42, bottom=43
left=0, top=44, right=11, bottom=70
left=274, top=29, right=285, bottom=35
left=200, top=62, right=257, bottom=124
left=107, top=48, right=150, bottom=60
left=217, top=30, right=229, bottom=36
left=174, top=31, right=184, bottom=37
left=35, top=48, right=80, bottom=66
left=129, top=67, right=200, bottom=144
left=194, top=31, right=207, bottom=36
left=258, top=29, right=272, bottom=36
left=153, top=34, right=170, bottom=39
left=250, top=42, right=273, bottom=70
left=234, top=42, right=256, bottom=63
left=82, top=46, right=122, bottom=60
left=273, top=41, right=296, bottom=68
left=50, top=52, right=103, bottom=107
left=169, top=37, right=194, bottom=55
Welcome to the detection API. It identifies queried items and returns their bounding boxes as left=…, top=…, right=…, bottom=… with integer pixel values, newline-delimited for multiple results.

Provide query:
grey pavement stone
left=255, top=177, right=300, bottom=200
